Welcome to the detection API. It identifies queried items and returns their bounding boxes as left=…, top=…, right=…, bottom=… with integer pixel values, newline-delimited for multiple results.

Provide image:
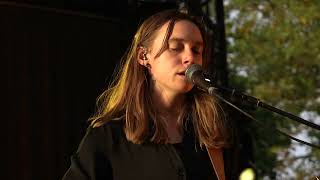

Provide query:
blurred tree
left=221, top=0, right=320, bottom=178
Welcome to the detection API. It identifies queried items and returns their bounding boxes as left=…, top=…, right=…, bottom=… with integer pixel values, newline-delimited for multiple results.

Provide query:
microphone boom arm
left=208, top=86, right=320, bottom=131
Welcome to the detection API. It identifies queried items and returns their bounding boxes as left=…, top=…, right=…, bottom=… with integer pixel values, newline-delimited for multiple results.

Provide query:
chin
left=177, top=84, right=194, bottom=94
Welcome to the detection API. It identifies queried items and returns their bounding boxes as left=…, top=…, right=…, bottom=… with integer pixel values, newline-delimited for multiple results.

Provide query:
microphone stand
left=208, top=85, right=320, bottom=131
left=205, top=84, right=320, bottom=149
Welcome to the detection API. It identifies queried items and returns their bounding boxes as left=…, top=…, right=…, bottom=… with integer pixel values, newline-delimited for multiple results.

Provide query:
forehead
left=168, top=20, right=203, bottom=45
left=152, top=20, right=204, bottom=50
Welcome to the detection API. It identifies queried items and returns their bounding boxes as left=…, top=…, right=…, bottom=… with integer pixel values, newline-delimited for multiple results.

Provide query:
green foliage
left=223, top=0, right=320, bottom=178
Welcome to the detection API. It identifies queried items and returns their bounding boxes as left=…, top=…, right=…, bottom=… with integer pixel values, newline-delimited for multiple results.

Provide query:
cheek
left=152, top=54, right=178, bottom=69
left=151, top=62, right=170, bottom=76
left=148, top=61, right=165, bottom=77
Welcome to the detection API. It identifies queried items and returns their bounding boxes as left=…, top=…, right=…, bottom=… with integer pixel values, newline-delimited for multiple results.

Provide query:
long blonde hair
left=90, top=9, right=230, bottom=148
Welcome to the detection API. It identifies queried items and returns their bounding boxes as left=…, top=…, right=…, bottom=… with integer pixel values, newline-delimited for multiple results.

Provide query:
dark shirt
left=62, top=117, right=218, bottom=180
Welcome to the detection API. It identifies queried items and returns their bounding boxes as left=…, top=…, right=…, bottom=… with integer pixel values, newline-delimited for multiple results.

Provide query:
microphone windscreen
left=185, top=64, right=202, bottom=83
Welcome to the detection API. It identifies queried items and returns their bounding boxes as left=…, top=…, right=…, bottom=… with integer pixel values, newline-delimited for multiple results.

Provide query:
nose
left=182, top=48, right=196, bottom=66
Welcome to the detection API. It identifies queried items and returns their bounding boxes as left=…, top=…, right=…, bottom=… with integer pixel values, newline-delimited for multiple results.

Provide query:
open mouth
left=177, top=72, right=185, bottom=76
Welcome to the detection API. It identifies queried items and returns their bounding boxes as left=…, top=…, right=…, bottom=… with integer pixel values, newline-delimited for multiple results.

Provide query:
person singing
left=63, top=9, right=231, bottom=180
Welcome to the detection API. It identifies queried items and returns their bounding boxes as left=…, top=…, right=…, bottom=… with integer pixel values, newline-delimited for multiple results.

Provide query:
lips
left=176, top=70, right=186, bottom=75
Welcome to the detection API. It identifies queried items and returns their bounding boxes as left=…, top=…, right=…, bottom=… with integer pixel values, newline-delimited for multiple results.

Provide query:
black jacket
left=62, top=116, right=236, bottom=180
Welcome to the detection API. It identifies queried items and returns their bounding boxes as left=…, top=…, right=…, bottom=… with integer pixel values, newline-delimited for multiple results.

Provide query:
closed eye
left=168, top=41, right=183, bottom=52
left=169, top=45, right=183, bottom=52
left=192, top=49, right=202, bottom=54
left=192, top=47, right=202, bottom=55
left=192, top=49, right=200, bottom=54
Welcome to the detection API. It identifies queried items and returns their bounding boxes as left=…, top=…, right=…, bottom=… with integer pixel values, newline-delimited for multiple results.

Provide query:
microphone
left=185, top=64, right=217, bottom=95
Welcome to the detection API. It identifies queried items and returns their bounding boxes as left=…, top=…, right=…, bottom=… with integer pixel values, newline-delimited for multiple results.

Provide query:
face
left=145, top=20, right=204, bottom=95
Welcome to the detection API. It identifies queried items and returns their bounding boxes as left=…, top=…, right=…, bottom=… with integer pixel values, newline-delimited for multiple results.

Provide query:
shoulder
left=90, top=116, right=125, bottom=138
left=83, top=116, right=125, bottom=151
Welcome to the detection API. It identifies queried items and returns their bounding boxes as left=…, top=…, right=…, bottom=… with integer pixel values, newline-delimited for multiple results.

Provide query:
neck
left=151, top=89, right=185, bottom=118
left=151, top=87, right=186, bottom=144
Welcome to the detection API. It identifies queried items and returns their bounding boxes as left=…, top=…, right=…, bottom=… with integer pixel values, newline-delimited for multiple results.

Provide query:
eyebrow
left=169, top=38, right=204, bottom=47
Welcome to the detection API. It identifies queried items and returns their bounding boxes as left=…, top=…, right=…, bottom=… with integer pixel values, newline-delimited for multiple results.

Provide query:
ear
left=137, top=46, right=148, bottom=66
